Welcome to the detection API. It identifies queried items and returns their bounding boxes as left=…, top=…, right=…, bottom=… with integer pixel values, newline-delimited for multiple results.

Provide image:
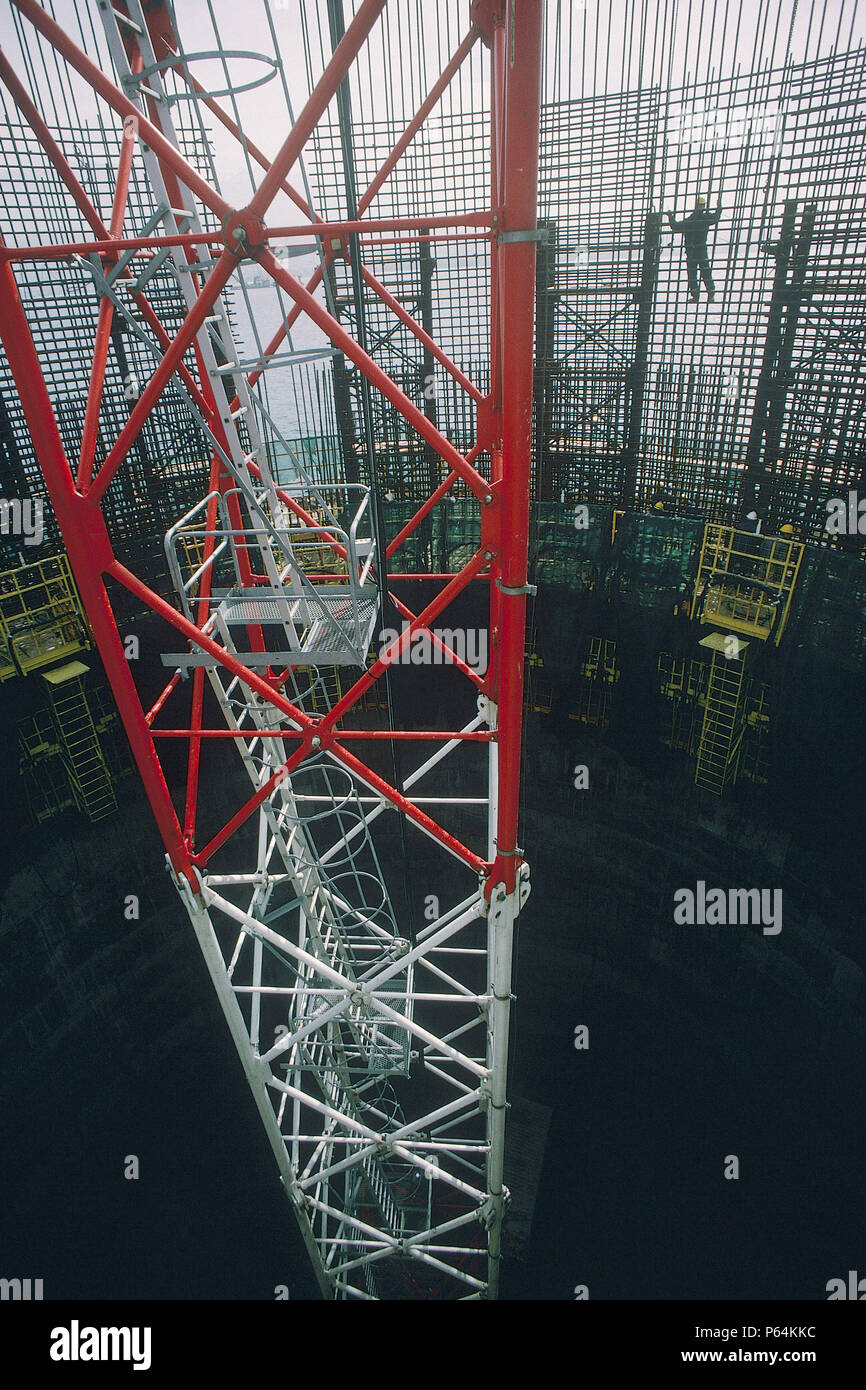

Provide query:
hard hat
left=696, top=196, right=707, bottom=207
left=654, top=501, right=665, bottom=511
left=780, top=523, right=795, bottom=535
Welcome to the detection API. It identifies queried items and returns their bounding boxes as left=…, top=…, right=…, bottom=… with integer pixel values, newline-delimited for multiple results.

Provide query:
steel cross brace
left=0, top=0, right=544, bottom=1300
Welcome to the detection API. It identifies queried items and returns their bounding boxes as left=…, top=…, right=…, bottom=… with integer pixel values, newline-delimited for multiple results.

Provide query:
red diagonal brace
left=257, top=247, right=491, bottom=501
left=89, top=250, right=237, bottom=504
left=0, top=242, right=194, bottom=886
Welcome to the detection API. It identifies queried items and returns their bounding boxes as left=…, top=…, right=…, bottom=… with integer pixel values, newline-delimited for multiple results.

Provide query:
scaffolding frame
left=297, top=38, right=866, bottom=534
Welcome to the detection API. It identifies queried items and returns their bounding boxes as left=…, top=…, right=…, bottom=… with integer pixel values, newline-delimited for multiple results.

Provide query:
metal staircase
left=164, top=484, right=380, bottom=672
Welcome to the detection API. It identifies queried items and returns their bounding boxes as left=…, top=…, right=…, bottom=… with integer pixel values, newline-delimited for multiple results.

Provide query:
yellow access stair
left=42, top=661, right=117, bottom=822
left=694, top=633, right=749, bottom=795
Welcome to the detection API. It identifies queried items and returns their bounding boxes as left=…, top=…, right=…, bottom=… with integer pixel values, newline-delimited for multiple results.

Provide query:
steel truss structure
left=0, top=0, right=541, bottom=1298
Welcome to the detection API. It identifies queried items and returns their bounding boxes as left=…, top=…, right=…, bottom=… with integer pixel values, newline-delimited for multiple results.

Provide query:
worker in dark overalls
left=667, top=196, right=721, bottom=302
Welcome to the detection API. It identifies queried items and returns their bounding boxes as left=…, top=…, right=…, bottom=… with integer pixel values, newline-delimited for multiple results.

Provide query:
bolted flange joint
left=222, top=207, right=268, bottom=261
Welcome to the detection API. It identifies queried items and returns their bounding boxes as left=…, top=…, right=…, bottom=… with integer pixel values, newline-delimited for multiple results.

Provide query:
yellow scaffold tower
left=692, top=524, right=803, bottom=794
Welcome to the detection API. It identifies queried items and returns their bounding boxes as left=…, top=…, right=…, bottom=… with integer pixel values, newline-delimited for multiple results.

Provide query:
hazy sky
left=2, top=1, right=863, bottom=217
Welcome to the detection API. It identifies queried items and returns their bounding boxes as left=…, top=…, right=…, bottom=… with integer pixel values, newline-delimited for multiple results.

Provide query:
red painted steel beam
left=387, top=592, right=486, bottom=690
left=0, top=233, right=223, bottom=261
left=146, top=670, right=182, bottom=726
left=316, top=231, right=491, bottom=248
left=0, top=216, right=486, bottom=262
left=488, top=0, right=543, bottom=894
left=0, top=234, right=223, bottom=262
left=244, top=214, right=495, bottom=239
left=257, top=247, right=492, bottom=501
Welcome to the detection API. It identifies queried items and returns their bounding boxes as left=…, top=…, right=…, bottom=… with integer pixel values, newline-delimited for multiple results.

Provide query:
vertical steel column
left=622, top=210, right=661, bottom=507
left=327, top=263, right=361, bottom=485
left=490, top=0, right=543, bottom=893
left=484, top=0, right=543, bottom=1300
left=760, top=203, right=817, bottom=528
left=740, top=200, right=799, bottom=522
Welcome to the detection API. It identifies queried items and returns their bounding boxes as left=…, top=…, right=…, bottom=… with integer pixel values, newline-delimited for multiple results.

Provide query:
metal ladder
left=695, top=647, right=748, bottom=795
left=43, top=664, right=117, bottom=821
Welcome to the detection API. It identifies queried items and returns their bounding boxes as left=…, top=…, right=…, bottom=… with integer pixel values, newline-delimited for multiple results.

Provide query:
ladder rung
left=112, top=7, right=144, bottom=34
